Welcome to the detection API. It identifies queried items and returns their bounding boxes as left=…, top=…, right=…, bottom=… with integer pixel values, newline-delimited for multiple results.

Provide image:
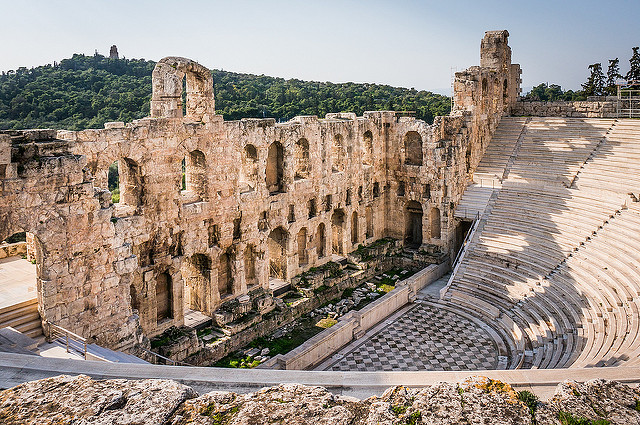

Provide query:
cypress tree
left=582, top=63, right=605, bottom=97
left=606, top=58, right=621, bottom=96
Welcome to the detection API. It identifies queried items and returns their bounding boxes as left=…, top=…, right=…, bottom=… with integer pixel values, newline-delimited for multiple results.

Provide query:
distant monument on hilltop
left=109, top=45, right=119, bottom=59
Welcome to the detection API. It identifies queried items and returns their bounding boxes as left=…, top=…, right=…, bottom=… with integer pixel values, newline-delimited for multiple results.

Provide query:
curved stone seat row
left=443, top=117, right=640, bottom=370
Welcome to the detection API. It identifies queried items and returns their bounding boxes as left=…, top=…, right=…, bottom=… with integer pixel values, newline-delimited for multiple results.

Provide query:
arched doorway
left=182, top=253, right=211, bottom=313
left=156, top=272, right=173, bottom=322
left=331, top=209, right=346, bottom=255
left=405, top=201, right=423, bottom=247
left=268, top=227, right=288, bottom=279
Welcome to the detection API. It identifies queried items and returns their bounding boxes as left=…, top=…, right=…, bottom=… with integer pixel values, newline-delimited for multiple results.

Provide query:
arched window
left=244, top=245, right=257, bottom=288
left=362, top=131, right=374, bottom=166
left=268, top=227, right=288, bottom=279
left=404, top=132, right=423, bottom=166
left=351, top=212, right=359, bottom=245
left=331, top=209, right=346, bottom=255
left=405, top=201, right=423, bottom=247
left=365, top=206, right=373, bottom=239
left=108, top=161, right=120, bottom=203
left=240, top=144, right=258, bottom=193
left=317, top=223, right=326, bottom=258
left=108, top=158, right=143, bottom=210
left=503, top=79, right=508, bottom=101
left=332, top=134, right=346, bottom=173
left=297, top=228, right=308, bottom=266
left=183, top=150, right=207, bottom=200
left=430, top=207, right=441, bottom=240
left=266, top=141, right=284, bottom=194
left=294, top=138, right=310, bottom=180
left=218, top=251, right=234, bottom=298
left=482, top=78, right=488, bottom=96
left=130, top=284, right=139, bottom=312
left=156, top=272, right=173, bottom=322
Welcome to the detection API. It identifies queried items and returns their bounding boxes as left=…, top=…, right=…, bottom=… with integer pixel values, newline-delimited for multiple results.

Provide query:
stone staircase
left=0, top=298, right=42, bottom=339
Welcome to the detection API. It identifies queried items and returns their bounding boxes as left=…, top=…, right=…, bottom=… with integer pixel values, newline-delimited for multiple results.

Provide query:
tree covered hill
left=0, top=54, right=451, bottom=131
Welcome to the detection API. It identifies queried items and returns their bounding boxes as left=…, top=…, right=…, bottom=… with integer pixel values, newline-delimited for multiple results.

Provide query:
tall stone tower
left=109, top=45, right=119, bottom=59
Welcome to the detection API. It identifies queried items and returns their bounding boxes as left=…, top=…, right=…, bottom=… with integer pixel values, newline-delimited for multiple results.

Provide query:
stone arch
left=362, top=130, right=374, bottom=166
left=151, top=57, right=215, bottom=121
left=244, top=244, right=258, bottom=288
left=430, top=207, right=441, bottom=240
left=482, top=77, right=488, bottom=96
left=404, top=131, right=423, bottom=166
left=297, top=227, right=308, bottom=266
left=331, top=209, right=346, bottom=255
left=405, top=200, right=423, bottom=247
left=332, top=134, right=346, bottom=173
left=294, top=138, right=310, bottom=180
left=182, top=253, right=212, bottom=314
left=240, top=144, right=259, bottom=193
left=218, top=251, right=234, bottom=298
left=156, top=272, right=173, bottom=322
left=317, top=223, right=326, bottom=258
left=266, top=141, right=285, bottom=194
left=351, top=211, right=359, bottom=245
left=365, top=206, right=374, bottom=239
left=268, top=227, right=288, bottom=279
left=183, top=150, right=207, bottom=200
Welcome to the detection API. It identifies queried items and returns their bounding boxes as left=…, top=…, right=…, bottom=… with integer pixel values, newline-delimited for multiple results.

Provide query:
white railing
left=45, top=321, right=87, bottom=360
left=139, top=347, right=193, bottom=366
left=440, top=211, right=481, bottom=299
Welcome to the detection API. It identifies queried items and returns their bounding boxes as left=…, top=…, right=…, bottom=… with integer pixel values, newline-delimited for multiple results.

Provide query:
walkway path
left=0, top=257, right=36, bottom=310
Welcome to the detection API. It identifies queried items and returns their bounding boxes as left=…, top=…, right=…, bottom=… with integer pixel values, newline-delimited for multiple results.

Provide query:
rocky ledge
left=1, top=375, right=640, bottom=424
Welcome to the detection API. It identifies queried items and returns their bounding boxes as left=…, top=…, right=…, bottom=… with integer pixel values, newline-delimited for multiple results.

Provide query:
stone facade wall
left=512, top=100, right=618, bottom=117
left=0, top=241, right=26, bottom=259
left=0, top=30, right=520, bottom=350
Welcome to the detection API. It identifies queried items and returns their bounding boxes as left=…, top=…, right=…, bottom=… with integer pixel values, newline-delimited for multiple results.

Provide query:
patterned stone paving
left=324, top=302, right=498, bottom=371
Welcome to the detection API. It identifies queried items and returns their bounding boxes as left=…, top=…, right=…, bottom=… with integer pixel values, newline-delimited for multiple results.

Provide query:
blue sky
left=1, top=0, right=638, bottom=94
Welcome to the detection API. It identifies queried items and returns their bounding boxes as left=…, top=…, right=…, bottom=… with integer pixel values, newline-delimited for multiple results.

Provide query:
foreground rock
left=1, top=375, right=640, bottom=424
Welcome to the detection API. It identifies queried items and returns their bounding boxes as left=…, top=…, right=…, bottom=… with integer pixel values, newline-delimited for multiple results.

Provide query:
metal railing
left=139, top=347, right=193, bottom=366
left=45, top=321, right=87, bottom=360
left=440, top=211, right=481, bottom=299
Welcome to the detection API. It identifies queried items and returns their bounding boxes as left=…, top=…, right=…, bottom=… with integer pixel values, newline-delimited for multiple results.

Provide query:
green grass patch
left=315, top=317, right=337, bottom=328
left=201, top=405, right=239, bottom=424
left=557, top=411, right=610, bottom=425
left=518, top=390, right=538, bottom=425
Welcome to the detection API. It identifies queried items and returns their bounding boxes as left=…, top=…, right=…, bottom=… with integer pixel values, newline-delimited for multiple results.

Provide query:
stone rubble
left=1, top=375, right=640, bottom=424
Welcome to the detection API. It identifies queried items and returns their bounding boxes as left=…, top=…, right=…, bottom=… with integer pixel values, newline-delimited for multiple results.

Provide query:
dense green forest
left=0, top=54, right=451, bottom=131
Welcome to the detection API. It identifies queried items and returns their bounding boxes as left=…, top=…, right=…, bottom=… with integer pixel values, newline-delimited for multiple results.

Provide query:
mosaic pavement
left=323, top=302, right=498, bottom=371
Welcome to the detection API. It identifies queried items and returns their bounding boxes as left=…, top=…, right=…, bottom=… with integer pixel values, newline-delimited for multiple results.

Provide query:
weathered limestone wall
left=512, top=100, right=618, bottom=117
left=0, top=30, right=520, bottom=350
left=0, top=130, right=140, bottom=348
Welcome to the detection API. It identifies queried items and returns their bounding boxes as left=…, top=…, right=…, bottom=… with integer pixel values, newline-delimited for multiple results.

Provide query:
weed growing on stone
left=200, top=405, right=239, bottom=424
left=557, top=411, right=610, bottom=425
left=517, top=390, right=538, bottom=425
